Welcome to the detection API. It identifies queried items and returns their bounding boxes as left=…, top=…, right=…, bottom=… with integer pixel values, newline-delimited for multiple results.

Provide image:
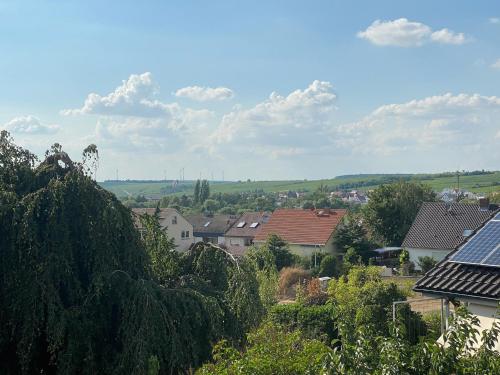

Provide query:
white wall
left=159, top=211, right=194, bottom=252
left=407, top=248, right=450, bottom=270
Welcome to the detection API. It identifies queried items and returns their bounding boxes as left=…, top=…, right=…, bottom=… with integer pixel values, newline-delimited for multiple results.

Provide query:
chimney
left=479, top=197, right=490, bottom=211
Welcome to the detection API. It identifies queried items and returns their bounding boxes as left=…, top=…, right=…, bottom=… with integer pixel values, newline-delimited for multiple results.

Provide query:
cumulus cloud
left=489, top=17, right=500, bottom=24
left=3, top=115, right=59, bottom=134
left=332, top=93, right=500, bottom=157
left=175, top=85, right=234, bottom=101
left=198, top=80, right=337, bottom=159
left=491, top=59, right=500, bottom=69
left=62, top=72, right=174, bottom=117
left=357, top=18, right=468, bottom=47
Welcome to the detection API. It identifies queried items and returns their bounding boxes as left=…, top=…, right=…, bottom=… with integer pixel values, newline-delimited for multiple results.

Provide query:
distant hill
left=99, top=171, right=500, bottom=198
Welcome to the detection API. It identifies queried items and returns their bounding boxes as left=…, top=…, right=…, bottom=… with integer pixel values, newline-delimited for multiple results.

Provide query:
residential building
left=186, top=214, right=239, bottom=245
left=414, top=212, right=500, bottom=351
left=131, top=208, right=194, bottom=251
left=224, top=212, right=271, bottom=255
left=253, top=208, right=347, bottom=257
left=402, top=200, right=498, bottom=270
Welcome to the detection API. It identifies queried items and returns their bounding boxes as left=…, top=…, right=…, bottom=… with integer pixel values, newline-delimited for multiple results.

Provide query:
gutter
left=413, top=287, right=500, bottom=302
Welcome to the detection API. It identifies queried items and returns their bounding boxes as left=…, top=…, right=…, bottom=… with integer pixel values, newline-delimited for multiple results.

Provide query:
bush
left=417, top=256, right=438, bottom=274
left=269, top=303, right=337, bottom=343
left=278, top=267, right=311, bottom=299
left=319, top=255, right=337, bottom=277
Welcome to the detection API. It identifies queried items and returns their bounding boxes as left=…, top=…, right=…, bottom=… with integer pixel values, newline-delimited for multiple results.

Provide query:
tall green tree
left=363, top=181, right=436, bottom=245
left=193, top=179, right=201, bottom=204
left=263, top=234, right=295, bottom=271
left=199, top=179, right=210, bottom=203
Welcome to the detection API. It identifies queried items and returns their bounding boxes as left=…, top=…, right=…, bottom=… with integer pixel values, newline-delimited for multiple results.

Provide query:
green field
left=100, top=172, right=500, bottom=198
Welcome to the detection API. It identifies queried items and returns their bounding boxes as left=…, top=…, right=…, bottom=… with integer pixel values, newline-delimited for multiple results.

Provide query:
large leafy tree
left=0, top=132, right=262, bottom=374
left=363, top=181, right=436, bottom=246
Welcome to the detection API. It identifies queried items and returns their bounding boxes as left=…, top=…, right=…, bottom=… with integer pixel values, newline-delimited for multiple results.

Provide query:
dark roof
left=225, top=212, right=271, bottom=238
left=186, top=214, right=239, bottom=236
left=402, top=202, right=497, bottom=250
left=414, top=214, right=500, bottom=301
left=254, top=208, right=347, bottom=245
left=414, top=260, right=500, bottom=300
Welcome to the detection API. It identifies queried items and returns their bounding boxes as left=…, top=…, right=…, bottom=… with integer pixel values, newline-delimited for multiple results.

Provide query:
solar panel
left=450, top=219, right=500, bottom=267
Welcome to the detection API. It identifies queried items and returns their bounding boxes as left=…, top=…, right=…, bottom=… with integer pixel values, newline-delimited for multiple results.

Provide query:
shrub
left=278, top=267, right=311, bottom=299
left=417, top=256, right=438, bottom=274
left=319, top=255, right=337, bottom=277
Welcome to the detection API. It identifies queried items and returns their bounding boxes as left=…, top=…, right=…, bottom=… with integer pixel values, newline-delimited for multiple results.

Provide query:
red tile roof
left=254, top=208, right=347, bottom=245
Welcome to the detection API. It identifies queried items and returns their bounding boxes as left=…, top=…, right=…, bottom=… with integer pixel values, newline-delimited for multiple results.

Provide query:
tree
left=319, top=255, right=337, bottom=277
left=199, top=180, right=210, bottom=203
left=203, top=199, right=219, bottom=213
left=333, top=214, right=375, bottom=259
left=363, top=181, right=436, bottom=245
left=0, top=133, right=263, bottom=374
left=193, top=179, right=201, bottom=204
left=263, top=234, right=295, bottom=271
left=417, top=256, right=437, bottom=274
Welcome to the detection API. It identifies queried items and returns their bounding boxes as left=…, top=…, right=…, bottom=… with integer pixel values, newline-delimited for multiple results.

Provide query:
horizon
left=1, top=1, right=500, bottom=180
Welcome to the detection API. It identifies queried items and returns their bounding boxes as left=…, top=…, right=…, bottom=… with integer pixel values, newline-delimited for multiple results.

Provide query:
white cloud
left=357, top=18, right=468, bottom=47
left=62, top=72, right=173, bottom=117
left=430, top=28, right=467, bottom=45
left=208, top=80, right=337, bottom=156
left=491, top=59, right=500, bottom=70
left=333, top=93, right=500, bottom=157
left=175, top=85, right=234, bottom=101
left=3, top=115, right=59, bottom=134
left=489, top=17, right=500, bottom=24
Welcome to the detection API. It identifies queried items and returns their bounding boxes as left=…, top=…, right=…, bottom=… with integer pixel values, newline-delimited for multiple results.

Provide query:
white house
left=402, top=200, right=498, bottom=270
left=414, top=211, right=500, bottom=351
left=132, top=208, right=194, bottom=251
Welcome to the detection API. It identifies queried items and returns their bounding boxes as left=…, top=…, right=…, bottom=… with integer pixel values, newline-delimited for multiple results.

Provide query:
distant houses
left=224, top=212, right=271, bottom=256
left=253, top=208, right=347, bottom=257
left=186, top=214, right=239, bottom=245
left=131, top=208, right=194, bottom=251
left=402, top=200, right=498, bottom=269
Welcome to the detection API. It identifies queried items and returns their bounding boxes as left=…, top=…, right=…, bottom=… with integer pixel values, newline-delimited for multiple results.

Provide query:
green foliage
left=334, top=214, right=377, bottom=261
left=328, top=266, right=407, bottom=336
left=196, top=322, right=333, bottom=375
left=263, top=234, right=294, bottom=271
left=193, top=179, right=201, bottom=204
left=202, top=199, right=219, bottom=213
left=246, top=246, right=279, bottom=311
left=319, top=255, right=337, bottom=277
left=342, top=247, right=362, bottom=274
left=0, top=134, right=263, bottom=374
left=199, top=179, right=210, bottom=203
left=363, top=181, right=436, bottom=245
left=399, top=249, right=410, bottom=264
left=417, top=256, right=438, bottom=274
left=269, top=303, right=337, bottom=343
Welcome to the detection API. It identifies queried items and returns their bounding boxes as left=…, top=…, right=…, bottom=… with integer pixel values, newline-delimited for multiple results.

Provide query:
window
left=250, top=222, right=259, bottom=228
left=181, top=230, right=185, bottom=238
left=172, top=216, right=177, bottom=225
left=185, top=231, right=189, bottom=238
left=237, top=222, right=246, bottom=228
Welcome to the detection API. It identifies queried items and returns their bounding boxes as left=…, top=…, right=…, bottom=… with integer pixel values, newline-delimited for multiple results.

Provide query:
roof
left=414, top=214, right=500, bottom=301
left=253, top=208, right=347, bottom=245
left=402, top=202, right=498, bottom=250
left=131, top=208, right=179, bottom=229
left=186, top=214, right=239, bottom=236
left=224, top=211, right=271, bottom=238
left=414, top=260, right=500, bottom=300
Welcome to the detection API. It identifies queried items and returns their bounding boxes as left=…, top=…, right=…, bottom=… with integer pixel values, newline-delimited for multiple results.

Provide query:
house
left=224, top=212, right=271, bottom=254
left=253, top=208, right=347, bottom=257
left=414, top=211, right=500, bottom=351
left=402, top=200, right=498, bottom=270
left=186, top=214, right=239, bottom=245
left=131, top=208, right=194, bottom=251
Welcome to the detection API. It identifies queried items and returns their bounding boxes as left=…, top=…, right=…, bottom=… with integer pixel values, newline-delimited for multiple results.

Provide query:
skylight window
left=463, top=229, right=473, bottom=237
left=204, top=221, right=211, bottom=227
left=250, top=222, right=259, bottom=228
left=237, top=222, right=246, bottom=228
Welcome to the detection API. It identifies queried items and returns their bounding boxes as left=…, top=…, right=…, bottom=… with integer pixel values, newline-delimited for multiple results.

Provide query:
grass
left=99, top=172, right=500, bottom=198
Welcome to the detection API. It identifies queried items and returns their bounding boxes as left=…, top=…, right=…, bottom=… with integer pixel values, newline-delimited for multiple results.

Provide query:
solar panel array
left=450, top=214, right=500, bottom=267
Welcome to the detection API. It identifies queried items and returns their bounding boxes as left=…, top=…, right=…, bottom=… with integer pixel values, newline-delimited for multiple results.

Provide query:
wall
left=407, top=247, right=450, bottom=270
left=160, top=211, right=194, bottom=252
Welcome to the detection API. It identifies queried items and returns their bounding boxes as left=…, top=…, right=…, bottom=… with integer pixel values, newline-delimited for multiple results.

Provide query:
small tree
left=417, top=255, right=437, bottom=274
left=319, top=255, right=337, bottom=277
left=264, top=234, right=294, bottom=271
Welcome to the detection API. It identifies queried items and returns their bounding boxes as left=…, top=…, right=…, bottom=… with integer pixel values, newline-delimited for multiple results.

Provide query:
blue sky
left=1, top=0, right=500, bottom=180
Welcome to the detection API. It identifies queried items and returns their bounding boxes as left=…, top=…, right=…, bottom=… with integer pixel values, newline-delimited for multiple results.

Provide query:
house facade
left=253, top=208, right=347, bottom=257
left=414, top=211, right=500, bottom=351
left=402, top=201, right=498, bottom=270
left=186, top=214, right=239, bottom=245
left=131, top=208, right=194, bottom=251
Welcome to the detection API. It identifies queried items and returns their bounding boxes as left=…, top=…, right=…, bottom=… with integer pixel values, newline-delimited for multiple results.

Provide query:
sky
left=1, top=0, right=500, bottom=181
